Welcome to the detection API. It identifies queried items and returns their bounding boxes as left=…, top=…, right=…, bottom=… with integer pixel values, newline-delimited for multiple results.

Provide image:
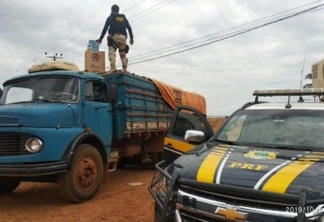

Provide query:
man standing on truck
left=96, top=4, right=134, bottom=74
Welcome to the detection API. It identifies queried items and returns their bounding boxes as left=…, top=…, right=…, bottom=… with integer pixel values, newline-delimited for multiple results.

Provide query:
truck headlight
left=25, top=138, right=43, bottom=153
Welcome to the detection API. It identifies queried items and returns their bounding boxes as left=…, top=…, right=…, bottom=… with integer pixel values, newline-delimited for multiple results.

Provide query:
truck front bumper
left=0, top=161, right=67, bottom=177
left=149, top=161, right=324, bottom=222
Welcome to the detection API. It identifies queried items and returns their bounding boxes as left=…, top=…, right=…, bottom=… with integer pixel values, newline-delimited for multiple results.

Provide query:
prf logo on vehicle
left=244, top=150, right=277, bottom=160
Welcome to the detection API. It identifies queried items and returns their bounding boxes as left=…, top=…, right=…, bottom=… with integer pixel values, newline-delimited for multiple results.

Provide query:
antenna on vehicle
left=298, top=54, right=307, bottom=102
left=299, top=54, right=307, bottom=89
left=45, top=52, right=63, bottom=61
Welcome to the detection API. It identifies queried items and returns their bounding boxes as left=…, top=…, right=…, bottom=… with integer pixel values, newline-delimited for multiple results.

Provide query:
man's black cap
left=111, top=4, right=119, bottom=12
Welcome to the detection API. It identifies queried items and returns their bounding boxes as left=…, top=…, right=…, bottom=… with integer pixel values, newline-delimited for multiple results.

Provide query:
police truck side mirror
left=184, top=130, right=205, bottom=143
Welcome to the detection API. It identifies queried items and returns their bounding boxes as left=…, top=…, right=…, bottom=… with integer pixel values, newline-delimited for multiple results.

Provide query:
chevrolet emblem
left=215, top=207, right=248, bottom=221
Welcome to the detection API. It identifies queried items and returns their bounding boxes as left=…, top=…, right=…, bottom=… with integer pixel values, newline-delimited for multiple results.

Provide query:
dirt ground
left=0, top=165, right=155, bottom=222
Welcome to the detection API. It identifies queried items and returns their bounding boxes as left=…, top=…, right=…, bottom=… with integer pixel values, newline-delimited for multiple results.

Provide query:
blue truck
left=0, top=60, right=199, bottom=202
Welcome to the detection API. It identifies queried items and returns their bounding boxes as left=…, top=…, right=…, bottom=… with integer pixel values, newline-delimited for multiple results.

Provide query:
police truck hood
left=0, top=103, right=75, bottom=128
left=169, top=142, right=324, bottom=201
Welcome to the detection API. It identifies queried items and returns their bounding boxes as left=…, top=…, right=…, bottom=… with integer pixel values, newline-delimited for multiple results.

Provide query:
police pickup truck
left=149, top=88, right=324, bottom=222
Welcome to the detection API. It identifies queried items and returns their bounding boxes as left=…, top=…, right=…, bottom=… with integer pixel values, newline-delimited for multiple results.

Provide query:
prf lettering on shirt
left=116, top=16, right=124, bottom=22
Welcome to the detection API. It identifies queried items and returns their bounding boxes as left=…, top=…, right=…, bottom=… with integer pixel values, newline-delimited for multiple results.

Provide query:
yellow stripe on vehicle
left=213, top=151, right=228, bottom=155
left=216, top=147, right=228, bottom=151
left=164, top=137, right=195, bottom=153
left=310, top=152, right=324, bottom=155
left=298, top=158, right=320, bottom=162
left=196, top=148, right=228, bottom=183
left=302, top=155, right=324, bottom=158
left=305, top=155, right=324, bottom=159
left=262, top=158, right=319, bottom=194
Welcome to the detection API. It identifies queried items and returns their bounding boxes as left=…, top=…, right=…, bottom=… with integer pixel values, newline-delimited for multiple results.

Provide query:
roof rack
left=253, top=88, right=324, bottom=97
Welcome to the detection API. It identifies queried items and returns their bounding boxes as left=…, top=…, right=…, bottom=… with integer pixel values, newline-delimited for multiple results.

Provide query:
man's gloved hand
left=130, top=39, right=134, bottom=45
left=95, top=39, right=102, bottom=44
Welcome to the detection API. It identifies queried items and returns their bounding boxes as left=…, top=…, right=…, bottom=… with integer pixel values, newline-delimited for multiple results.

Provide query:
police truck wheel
left=58, top=144, right=104, bottom=203
left=0, top=177, right=21, bottom=195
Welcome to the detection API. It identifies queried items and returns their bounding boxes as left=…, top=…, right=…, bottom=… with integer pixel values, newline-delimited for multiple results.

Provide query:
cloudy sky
left=1, top=0, right=324, bottom=116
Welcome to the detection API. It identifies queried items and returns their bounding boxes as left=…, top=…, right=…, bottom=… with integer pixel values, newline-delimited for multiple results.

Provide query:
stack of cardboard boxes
left=85, top=40, right=105, bottom=73
left=87, top=40, right=99, bottom=51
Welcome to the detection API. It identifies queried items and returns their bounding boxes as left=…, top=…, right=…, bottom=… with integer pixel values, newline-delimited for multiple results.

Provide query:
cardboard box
left=85, top=50, right=105, bottom=73
left=87, top=40, right=99, bottom=51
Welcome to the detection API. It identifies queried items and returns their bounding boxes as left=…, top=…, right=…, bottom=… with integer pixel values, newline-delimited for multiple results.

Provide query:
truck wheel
left=0, top=177, right=20, bottom=195
left=58, top=144, right=104, bottom=203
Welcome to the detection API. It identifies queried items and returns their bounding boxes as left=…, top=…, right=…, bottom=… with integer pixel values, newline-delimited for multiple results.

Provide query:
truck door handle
left=95, top=106, right=108, bottom=110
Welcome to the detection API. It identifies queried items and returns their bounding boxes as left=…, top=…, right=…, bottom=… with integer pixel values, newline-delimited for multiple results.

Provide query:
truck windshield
left=215, top=109, right=324, bottom=150
left=0, top=77, right=80, bottom=105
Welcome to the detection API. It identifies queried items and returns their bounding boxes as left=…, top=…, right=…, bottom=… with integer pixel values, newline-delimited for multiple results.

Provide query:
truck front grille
left=0, top=133, right=22, bottom=156
left=177, top=207, right=225, bottom=222
left=178, top=184, right=298, bottom=212
left=175, top=181, right=318, bottom=222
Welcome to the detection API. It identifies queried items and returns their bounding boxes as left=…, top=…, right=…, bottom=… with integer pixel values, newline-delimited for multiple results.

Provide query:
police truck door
left=163, top=105, right=214, bottom=163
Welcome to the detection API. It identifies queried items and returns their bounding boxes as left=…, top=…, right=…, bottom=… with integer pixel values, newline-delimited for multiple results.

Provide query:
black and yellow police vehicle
left=149, top=88, right=324, bottom=222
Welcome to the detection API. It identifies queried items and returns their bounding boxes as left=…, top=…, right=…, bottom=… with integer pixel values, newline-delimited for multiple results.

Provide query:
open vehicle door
left=163, top=105, right=214, bottom=164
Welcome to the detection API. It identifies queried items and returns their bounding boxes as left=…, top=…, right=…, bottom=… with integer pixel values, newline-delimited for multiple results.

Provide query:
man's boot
left=107, top=64, right=117, bottom=74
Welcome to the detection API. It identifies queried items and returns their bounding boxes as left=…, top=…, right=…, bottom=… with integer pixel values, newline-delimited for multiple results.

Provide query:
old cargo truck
left=0, top=60, right=206, bottom=202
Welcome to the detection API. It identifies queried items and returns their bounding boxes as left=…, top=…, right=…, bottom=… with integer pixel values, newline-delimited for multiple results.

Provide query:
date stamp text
left=285, top=206, right=315, bottom=214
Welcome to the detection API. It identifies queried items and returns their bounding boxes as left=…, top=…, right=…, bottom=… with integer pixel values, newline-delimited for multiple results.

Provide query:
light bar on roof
left=253, top=88, right=324, bottom=97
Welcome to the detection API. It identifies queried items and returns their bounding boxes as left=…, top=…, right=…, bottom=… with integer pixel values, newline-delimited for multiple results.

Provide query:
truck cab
left=150, top=88, right=324, bottom=222
left=0, top=61, right=118, bottom=202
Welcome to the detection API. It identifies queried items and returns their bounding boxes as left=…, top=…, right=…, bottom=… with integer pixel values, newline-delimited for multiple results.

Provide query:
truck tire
left=58, top=144, right=104, bottom=203
left=0, top=177, right=20, bottom=195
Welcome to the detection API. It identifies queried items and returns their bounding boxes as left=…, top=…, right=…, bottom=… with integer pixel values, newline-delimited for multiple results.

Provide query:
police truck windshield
left=0, top=77, right=80, bottom=104
left=216, top=109, right=324, bottom=150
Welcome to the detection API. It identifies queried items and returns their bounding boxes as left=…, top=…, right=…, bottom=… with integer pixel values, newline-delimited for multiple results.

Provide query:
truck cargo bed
left=105, top=73, right=173, bottom=140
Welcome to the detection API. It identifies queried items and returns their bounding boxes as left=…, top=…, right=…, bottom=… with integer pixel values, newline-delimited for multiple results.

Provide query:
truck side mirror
left=0, top=88, right=3, bottom=99
left=184, top=130, right=205, bottom=143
